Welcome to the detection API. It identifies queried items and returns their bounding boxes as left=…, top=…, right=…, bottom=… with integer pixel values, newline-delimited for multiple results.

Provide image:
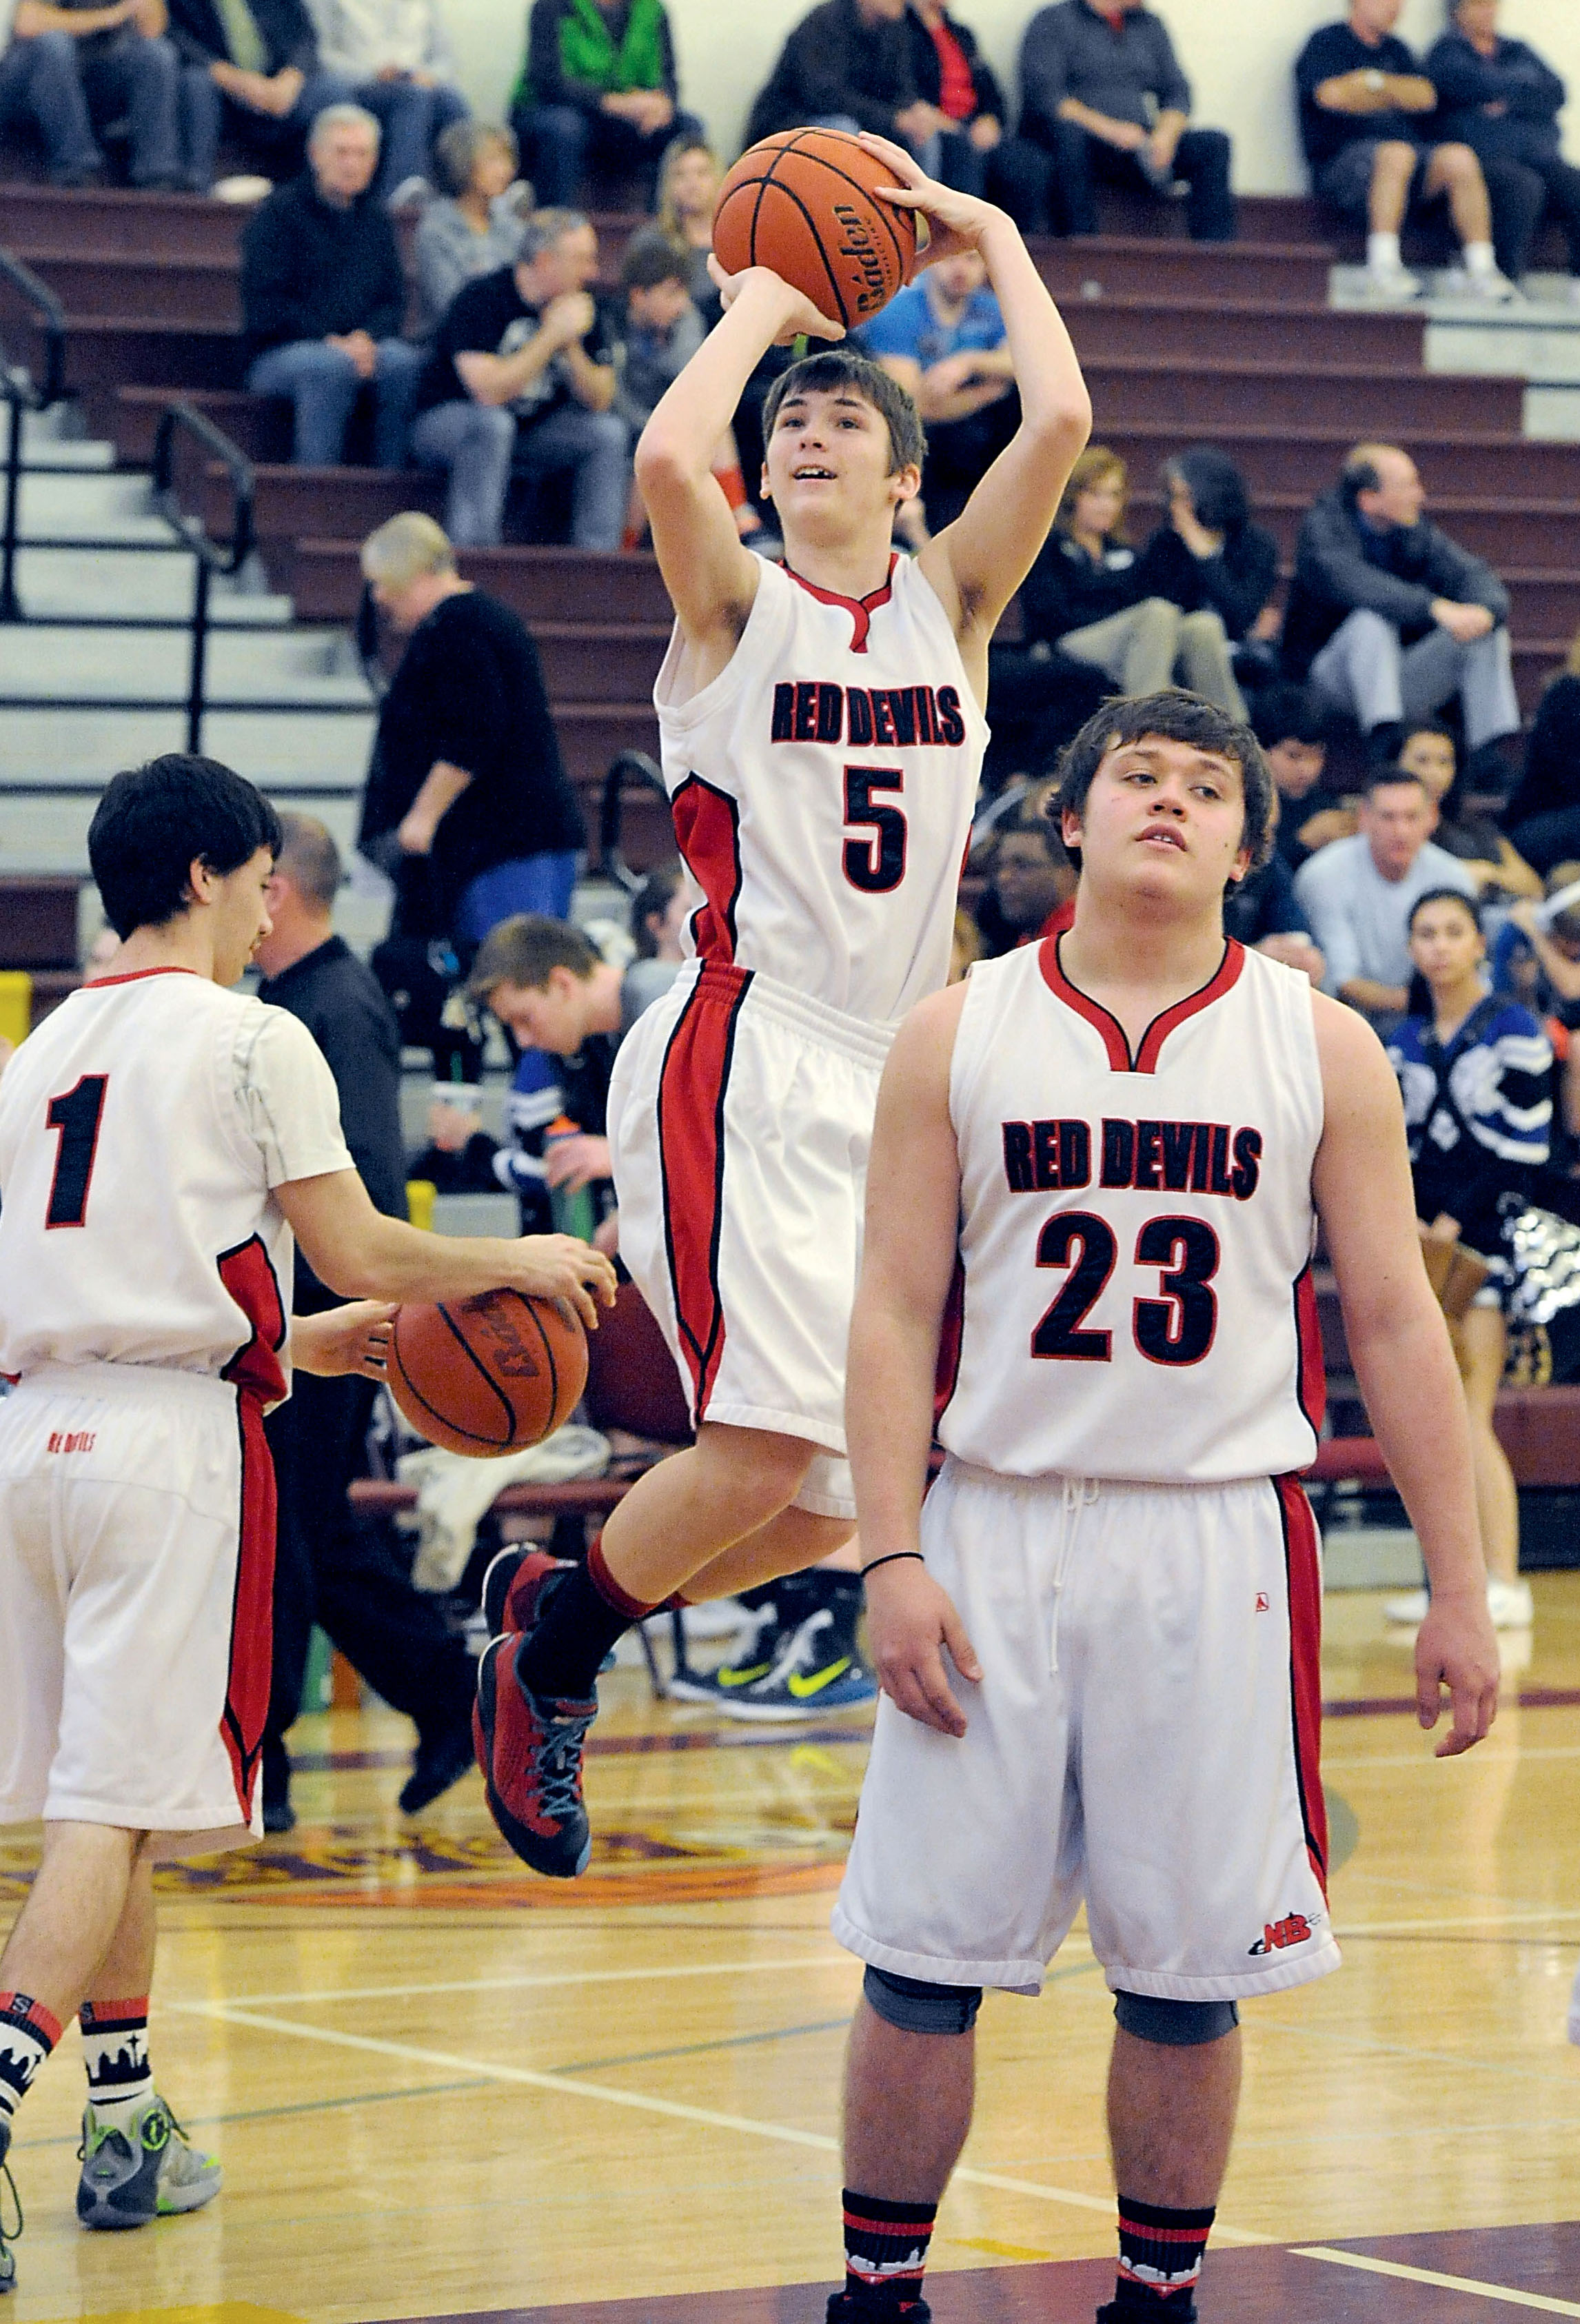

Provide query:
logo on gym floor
left=1248, top=1911, right=1313, bottom=1956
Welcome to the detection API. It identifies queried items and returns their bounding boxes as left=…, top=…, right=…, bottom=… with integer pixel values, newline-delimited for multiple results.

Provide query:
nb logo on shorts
left=46, top=1430, right=95, bottom=1454
left=1248, top=1911, right=1313, bottom=1957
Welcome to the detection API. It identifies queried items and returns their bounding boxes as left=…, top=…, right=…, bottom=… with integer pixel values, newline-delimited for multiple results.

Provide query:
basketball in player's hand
left=389, top=1289, right=587, bottom=1457
left=713, top=129, right=916, bottom=330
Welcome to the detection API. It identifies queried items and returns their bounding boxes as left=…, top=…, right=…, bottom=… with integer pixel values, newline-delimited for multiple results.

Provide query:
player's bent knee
left=1113, top=1991, right=1240, bottom=2047
left=863, top=1966, right=983, bottom=2036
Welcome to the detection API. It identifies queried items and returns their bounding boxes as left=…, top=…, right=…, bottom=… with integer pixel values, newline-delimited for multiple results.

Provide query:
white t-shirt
left=0, top=968, right=353, bottom=1396
left=1293, top=835, right=1476, bottom=995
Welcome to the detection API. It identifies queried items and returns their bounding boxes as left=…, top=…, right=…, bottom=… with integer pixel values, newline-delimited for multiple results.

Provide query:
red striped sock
left=80, top=1997, right=152, bottom=2119
left=1114, top=2195, right=1215, bottom=2312
left=840, top=2187, right=936, bottom=2314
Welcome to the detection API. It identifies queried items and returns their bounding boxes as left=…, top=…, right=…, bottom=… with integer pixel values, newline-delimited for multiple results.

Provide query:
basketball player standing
left=472, top=136, right=1092, bottom=1877
left=0, top=755, right=613, bottom=2290
left=826, top=691, right=1501, bottom=2324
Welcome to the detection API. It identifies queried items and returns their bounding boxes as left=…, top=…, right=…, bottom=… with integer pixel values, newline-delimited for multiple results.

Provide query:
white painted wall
left=437, top=0, right=1580, bottom=191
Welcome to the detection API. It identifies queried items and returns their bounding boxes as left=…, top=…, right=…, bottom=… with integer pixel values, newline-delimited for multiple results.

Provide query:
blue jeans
left=454, top=848, right=580, bottom=949
left=80, top=29, right=181, bottom=183
left=0, top=32, right=99, bottom=180
left=409, top=396, right=630, bottom=549
left=513, top=101, right=705, bottom=205
left=246, top=336, right=423, bottom=466
left=179, top=63, right=353, bottom=192
left=354, top=76, right=469, bottom=192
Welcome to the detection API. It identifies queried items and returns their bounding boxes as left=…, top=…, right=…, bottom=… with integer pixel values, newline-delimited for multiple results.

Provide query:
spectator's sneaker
left=480, top=1545, right=572, bottom=1643
left=0, top=2116, right=19, bottom=2292
left=1465, top=265, right=1521, bottom=304
left=665, top=1601, right=780, bottom=1708
left=723, top=1607, right=878, bottom=1724
left=474, top=1634, right=594, bottom=1877
left=1363, top=260, right=1424, bottom=303
left=211, top=174, right=272, bottom=205
left=76, top=2096, right=221, bottom=2228
left=1384, top=1586, right=1429, bottom=1626
left=1487, top=1577, right=1534, bottom=1628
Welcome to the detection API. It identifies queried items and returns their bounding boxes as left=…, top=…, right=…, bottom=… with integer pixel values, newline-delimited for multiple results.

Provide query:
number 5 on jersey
left=1034, top=1209, right=1221, bottom=1368
left=843, top=766, right=906, bottom=893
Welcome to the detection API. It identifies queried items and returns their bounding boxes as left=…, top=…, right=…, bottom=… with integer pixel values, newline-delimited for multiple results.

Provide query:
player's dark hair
left=619, top=229, right=693, bottom=295
left=1050, top=691, right=1275, bottom=877
left=89, top=754, right=282, bottom=938
left=761, top=349, right=925, bottom=476
left=467, top=911, right=600, bottom=1000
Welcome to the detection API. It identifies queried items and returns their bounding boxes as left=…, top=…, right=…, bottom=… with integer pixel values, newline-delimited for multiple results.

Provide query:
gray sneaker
left=76, top=2095, right=221, bottom=2229
left=0, top=2115, right=19, bottom=2292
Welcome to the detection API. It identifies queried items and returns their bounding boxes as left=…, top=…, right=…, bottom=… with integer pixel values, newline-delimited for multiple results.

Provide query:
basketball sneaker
left=665, top=1599, right=782, bottom=1708
left=725, top=1605, right=877, bottom=1722
left=480, top=1544, right=572, bottom=1642
left=474, top=1633, right=594, bottom=1877
left=0, top=2116, right=18, bottom=2292
left=75, top=2095, right=221, bottom=2228
left=825, top=2297, right=929, bottom=2322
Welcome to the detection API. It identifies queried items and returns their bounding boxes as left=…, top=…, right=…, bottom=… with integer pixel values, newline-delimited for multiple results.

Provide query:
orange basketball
left=712, top=128, right=916, bottom=331
left=389, top=1288, right=587, bottom=1457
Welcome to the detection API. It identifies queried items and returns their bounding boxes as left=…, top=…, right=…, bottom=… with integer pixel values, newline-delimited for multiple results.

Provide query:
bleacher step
left=0, top=623, right=372, bottom=704
left=3, top=547, right=292, bottom=623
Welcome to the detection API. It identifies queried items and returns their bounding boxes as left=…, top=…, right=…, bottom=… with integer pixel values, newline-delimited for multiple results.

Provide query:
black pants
left=1511, top=808, right=1580, bottom=878
left=922, top=388, right=1020, bottom=532
left=1491, top=150, right=1580, bottom=277
left=264, top=1371, right=476, bottom=1786
left=1042, top=121, right=1235, bottom=243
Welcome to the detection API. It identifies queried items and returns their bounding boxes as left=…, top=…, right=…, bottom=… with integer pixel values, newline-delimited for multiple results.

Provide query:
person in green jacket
left=509, top=0, right=702, bottom=208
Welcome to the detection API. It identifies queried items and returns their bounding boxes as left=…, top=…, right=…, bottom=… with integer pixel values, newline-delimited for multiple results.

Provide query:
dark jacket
left=241, top=172, right=407, bottom=359
left=256, top=936, right=407, bottom=1308
left=1424, top=28, right=1565, bottom=166
left=516, top=0, right=679, bottom=115
left=1282, top=485, right=1511, bottom=681
left=1020, top=0, right=1192, bottom=143
left=1132, top=522, right=1277, bottom=644
left=1508, top=676, right=1580, bottom=829
left=1020, top=525, right=1140, bottom=646
left=904, top=6, right=1004, bottom=125
left=747, top=0, right=916, bottom=145
left=168, top=0, right=321, bottom=74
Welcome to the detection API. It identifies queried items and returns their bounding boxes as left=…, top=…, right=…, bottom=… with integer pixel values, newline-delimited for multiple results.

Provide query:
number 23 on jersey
left=1035, top=1209, right=1221, bottom=1368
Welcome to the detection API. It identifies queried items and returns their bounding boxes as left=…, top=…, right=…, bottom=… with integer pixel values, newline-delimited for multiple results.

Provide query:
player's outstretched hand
left=1415, top=1586, right=1500, bottom=1757
left=864, top=1555, right=982, bottom=1737
left=505, top=1235, right=618, bottom=1331
left=855, top=132, right=1009, bottom=268
left=707, top=253, right=844, bottom=345
left=294, top=1300, right=398, bottom=1380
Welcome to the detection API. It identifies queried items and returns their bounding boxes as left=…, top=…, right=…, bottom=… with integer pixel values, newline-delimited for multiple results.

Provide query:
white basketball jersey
left=0, top=969, right=352, bottom=1395
left=654, top=554, right=988, bottom=1026
left=938, top=938, right=1326, bottom=1484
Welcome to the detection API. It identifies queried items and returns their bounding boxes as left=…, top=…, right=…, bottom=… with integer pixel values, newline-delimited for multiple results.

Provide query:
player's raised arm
left=861, top=136, right=1091, bottom=663
left=1310, top=994, right=1500, bottom=1756
left=633, top=267, right=844, bottom=663
left=848, top=984, right=982, bottom=1737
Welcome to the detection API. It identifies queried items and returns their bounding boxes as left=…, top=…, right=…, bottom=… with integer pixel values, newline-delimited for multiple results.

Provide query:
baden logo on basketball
left=460, top=1292, right=545, bottom=1380
left=832, top=203, right=887, bottom=312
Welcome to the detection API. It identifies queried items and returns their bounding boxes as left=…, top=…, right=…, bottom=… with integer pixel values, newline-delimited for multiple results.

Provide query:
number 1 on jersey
left=45, top=1073, right=109, bottom=1228
left=843, top=766, right=907, bottom=893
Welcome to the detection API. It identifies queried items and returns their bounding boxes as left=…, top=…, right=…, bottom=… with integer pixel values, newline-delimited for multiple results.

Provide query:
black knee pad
left=863, top=1965, right=982, bottom=2036
left=1113, top=1991, right=1240, bottom=2047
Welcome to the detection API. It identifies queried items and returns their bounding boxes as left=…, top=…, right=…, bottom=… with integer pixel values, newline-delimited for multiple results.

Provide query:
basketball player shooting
left=0, top=754, right=614, bottom=2293
left=470, top=139, right=1092, bottom=1878
left=824, top=691, right=1501, bottom=2324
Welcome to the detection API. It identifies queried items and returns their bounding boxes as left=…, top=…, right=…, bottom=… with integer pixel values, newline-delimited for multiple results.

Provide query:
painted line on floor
left=1294, top=2246, right=1580, bottom=2314
left=178, top=2000, right=1262, bottom=2241
left=186, top=1954, right=857, bottom=2008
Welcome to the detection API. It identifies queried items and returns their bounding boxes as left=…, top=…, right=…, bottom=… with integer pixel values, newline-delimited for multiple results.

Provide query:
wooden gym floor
left=3, top=1577, right=1580, bottom=2324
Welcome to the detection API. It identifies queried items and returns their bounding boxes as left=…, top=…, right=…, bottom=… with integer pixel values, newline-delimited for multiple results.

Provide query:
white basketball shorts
left=833, top=1459, right=1339, bottom=2001
left=608, top=958, right=893, bottom=1522
left=0, top=1361, right=274, bottom=1856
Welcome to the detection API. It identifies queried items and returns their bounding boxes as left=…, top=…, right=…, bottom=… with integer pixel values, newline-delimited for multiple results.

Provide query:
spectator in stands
left=625, top=859, right=687, bottom=1016
left=412, top=120, right=530, bottom=338
left=1133, top=447, right=1279, bottom=695
left=356, top=512, right=587, bottom=955
left=1426, top=0, right=1580, bottom=298
left=1284, top=441, right=1520, bottom=763
left=609, top=233, right=761, bottom=551
left=1222, top=796, right=1326, bottom=984
left=1508, top=634, right=1580, bottom=875
left=747, top=0, right=939, bottom=165
left=509, top=0, right=700, bottom=209
left=859, top=245, right=1013, bottom=541
left=1398, top=717, right=1540, bottom=899
left=973, top=814, right=1075, bottom=956
left=902, top=0, right=1044, bottom=225
left=305, top=0, right=468, bottom=199
left=255, top=812, right=478, bottom=1831
left=1294, top=765, right=1476, bottom=1018
left=655, top=130, right=718, bottom=305
left=170, top=0, right=351, bottom=191
left=0, top=0, right=183, bottom=188
left=409, top=207, right=627, bottom=551
left=1020, top=443, right=1246, bottom=716
left=1251, top=685, right=1335, bottom=855
left=1386, top=886, right=1550, bottom=1630
left=1294, top=0, right=1522, bottom=303
left=1017, top=0, right=1235, bottom=244
left=241, top=103, right=419, bottom=465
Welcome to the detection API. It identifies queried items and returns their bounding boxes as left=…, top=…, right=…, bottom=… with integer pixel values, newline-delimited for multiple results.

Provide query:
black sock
left=840, top=2187, right=936, bottom=2314
left=1113, top=2195, right=1215, bottom=2315
left=516, top=1540, right=657, bottom=1702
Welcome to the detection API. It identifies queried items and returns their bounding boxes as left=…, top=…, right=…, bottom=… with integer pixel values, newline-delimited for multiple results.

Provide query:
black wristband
left=860, top=1551, right=926, bottom=1580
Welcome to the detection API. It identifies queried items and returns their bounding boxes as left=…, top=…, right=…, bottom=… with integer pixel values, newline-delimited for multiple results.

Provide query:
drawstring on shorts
left=1048, top=1475, right=1100, bottom=1674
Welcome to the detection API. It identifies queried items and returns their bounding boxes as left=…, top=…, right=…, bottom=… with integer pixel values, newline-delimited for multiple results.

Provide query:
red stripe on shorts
left=656, top=961, right=753, bottom=1421
left=220, top=1388, right=276, bottom=1823
left=1276, top=1471, right=1328, bottom=1895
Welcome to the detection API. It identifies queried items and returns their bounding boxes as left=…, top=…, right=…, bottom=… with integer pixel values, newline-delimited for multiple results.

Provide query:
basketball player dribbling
left=0, top=755, right=614, bottom=2292
left=470, top=135, right=1093, bottom=1878
left=823, top=690, right=1502, bottom=2324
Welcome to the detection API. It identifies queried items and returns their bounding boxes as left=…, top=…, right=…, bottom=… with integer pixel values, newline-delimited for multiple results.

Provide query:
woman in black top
left=1134, top=448, right=1279, bottom=689
left=1508, top=636, right=1580, bottom=876
left=356, top=512, right=586, bottom=953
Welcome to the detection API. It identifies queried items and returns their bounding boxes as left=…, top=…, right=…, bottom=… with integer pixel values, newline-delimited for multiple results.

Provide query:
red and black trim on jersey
left=1040, top=936, right=1246, bottom=1075
left=780, top=554, right=897, bottom=655
left=656, top=962, right=753, bottom=1421
left=1292, top=1261, right=1326, bottom=1448
left=1275, top=1472, right=1328, bottom=1897
left=216, top=1235, right=287, bottom=1823
left=672, top=773, right=742, bottom=967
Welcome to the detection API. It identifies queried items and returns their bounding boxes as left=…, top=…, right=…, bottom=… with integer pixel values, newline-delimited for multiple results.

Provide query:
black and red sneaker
left=824, top=2299, right=931, bottom=2322
left=480, top=1545, right=571, bottom=1642
left=473, top=1633, right=594, bottom=1878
